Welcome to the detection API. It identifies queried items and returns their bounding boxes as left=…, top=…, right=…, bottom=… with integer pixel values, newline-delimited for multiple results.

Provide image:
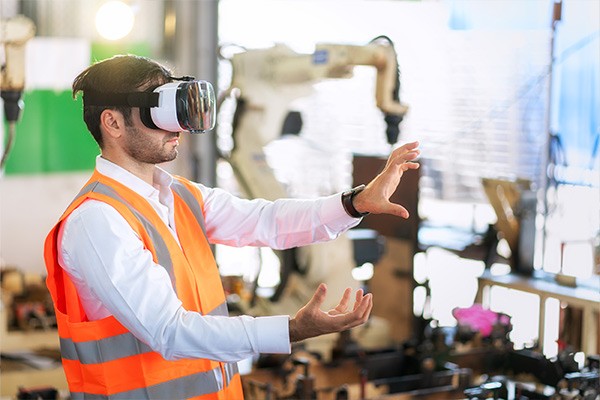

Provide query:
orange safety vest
left=44, top=170, right=244, bottom=400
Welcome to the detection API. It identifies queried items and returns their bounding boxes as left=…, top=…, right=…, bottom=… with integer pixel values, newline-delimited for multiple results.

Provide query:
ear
left=100, top=109, right=125, bottom=140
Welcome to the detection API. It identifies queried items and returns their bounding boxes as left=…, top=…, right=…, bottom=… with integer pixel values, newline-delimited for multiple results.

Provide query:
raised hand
left=353, top=140, right=420, bottom=218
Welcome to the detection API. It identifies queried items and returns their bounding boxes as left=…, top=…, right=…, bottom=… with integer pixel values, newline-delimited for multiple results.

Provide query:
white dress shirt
left=57, top=156, right=360, bottom=363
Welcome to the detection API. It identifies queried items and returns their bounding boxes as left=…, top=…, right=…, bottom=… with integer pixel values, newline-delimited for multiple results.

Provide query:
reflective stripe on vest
left=171, top=180, right=207, bottom=236
left=224, top=362, right=239, bottom=387
left=59, top=302, right=230, bottom=363
left=69, top=362, right=239, bottom=400
left=74, top=181, right=177, bottom=288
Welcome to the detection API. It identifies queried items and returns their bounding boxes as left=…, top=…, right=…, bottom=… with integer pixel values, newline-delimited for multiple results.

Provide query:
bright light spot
left=95, top=1, right=134, bottom=40
left=413, top=252, right=428, bottom=284
left=413, top=285, right=427, bottom=317
left=490, top=262, right=511, bottom=276
left=574, top=352, right=585, bottom=370
left=351, top=262, right=374, bottom=282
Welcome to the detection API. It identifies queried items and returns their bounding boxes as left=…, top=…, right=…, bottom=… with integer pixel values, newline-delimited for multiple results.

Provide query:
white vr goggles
left=83, top=77, right=216, bottom=133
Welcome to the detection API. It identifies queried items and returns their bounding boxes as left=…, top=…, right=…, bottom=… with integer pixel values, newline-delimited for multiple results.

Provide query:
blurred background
left=1, top=1, right=599, bottom=399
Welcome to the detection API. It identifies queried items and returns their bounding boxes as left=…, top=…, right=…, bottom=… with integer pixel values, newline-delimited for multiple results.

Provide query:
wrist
left=289, top=318, right=301, bottom=342
left=341, top=185, right=370, bottom=218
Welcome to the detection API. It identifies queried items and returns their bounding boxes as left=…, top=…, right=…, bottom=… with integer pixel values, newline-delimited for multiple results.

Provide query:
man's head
left=72, top=55, right=172, bottom=148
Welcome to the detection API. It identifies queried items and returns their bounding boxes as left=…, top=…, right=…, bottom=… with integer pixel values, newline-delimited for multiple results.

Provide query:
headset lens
left=176, top=81, right=215, bottom=133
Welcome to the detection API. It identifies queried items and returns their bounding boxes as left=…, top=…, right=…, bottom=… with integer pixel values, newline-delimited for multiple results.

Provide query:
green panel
left=91, top=42, right=152, bottom=62
left=2, top=41, right=153, bottom=175
left=3, top=90, right=98, bottom=174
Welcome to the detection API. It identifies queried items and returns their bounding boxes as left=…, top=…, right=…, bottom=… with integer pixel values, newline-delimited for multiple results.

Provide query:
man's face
left=122, top=107, right=180, bottom=165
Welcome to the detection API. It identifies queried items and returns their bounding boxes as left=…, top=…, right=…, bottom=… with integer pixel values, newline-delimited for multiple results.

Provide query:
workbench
left=475, top=269, right=600, bottom=356
left=0, top=307, right=68, bottom=398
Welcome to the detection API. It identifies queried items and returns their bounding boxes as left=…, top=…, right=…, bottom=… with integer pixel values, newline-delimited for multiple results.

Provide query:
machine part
left=371, top=367, right=473, bottom=396
left=219, top=37, right=409, bottom=316
left=245, top=380, right=275, bottom=400
left=464, top=381, right=504, bottom=400
left=481, top=178, right=537, bottom=275
left=16, top=387, right=58, bottom=400
left=370, top=35, right=405, bottom=145
left=290, top=357, right=316, bottom=400
left=1, top=15, right=35, bottom=170
left=1, top=15, right=36, bottom=92
left=0, top=116, right=17, bottom=169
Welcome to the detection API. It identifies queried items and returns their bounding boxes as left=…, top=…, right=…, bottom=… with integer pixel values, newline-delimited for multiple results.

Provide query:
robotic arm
left=219, top=37, right=408, bottom=315
left=222, top=36, right=408, bottom=201
left=1, top=15, right=36, bottom=169
left=1, top=15, right=35, bottom=120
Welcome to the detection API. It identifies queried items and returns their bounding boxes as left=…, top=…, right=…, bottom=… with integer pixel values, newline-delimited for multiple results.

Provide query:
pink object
left=453, top=304, right=507, bottom=337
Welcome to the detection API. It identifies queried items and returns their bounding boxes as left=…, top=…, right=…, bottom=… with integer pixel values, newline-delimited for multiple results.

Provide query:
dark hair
left=72, top=54, right=173, bottom=148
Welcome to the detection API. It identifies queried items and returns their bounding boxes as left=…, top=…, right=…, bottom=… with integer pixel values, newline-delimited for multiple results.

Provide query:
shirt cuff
left=254, top=315, right=291, bottom=354
left=320, top=192, right=363, bottom=228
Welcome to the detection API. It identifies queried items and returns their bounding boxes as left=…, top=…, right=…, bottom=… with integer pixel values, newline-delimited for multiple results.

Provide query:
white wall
left=0, top=172, right=89, bottom=273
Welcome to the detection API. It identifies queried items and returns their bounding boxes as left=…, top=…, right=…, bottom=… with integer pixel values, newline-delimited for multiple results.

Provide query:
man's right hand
left=289, top=283, right=373, bottom=343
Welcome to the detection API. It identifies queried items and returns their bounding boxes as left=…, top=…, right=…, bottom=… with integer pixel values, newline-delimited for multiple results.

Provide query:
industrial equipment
left=0, top=14, right=36, bottom=170
left=219, top=36, right=409, bottom=318
left=481, top=177, right=537, bottom=275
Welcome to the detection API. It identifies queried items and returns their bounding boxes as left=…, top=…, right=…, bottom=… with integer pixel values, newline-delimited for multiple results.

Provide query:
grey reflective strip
left=207, top=301, right=229, bottom=317
left=60, top=333, right=153, bottom=363
left=69, top=366, right=224, bottom=399
left=224, top=362, right=239, bottom=385
left=75, top=182, right=177, bottom=289
left=214, top=366, right=224, bottom=391
left=59, top=300, right=228, bottom=364
left=67, top=181, right=100, bottom=210
left=171, top=181, right=207, bottom=236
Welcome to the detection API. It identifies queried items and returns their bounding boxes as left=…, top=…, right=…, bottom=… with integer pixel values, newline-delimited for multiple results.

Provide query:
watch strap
left=342, top=184, right=370, bottom=218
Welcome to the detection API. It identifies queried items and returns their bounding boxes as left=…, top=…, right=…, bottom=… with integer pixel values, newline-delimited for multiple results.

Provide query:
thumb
left=307, top=283, right=327, bottom=309
left=383, top=203, right=409, bottom=219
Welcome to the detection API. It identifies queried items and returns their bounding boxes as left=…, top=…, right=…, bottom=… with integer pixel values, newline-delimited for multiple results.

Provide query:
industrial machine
left=0, top=14, right=36, bottom=170
left=218, top=36, right=409, bottom=318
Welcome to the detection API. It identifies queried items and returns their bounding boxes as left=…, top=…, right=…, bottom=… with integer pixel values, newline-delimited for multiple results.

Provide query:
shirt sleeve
left=197, top=185, right=361, bottom=248
left=59, top=200, right=291, bottom=362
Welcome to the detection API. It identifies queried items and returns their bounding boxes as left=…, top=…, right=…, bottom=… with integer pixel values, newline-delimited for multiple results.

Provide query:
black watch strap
left=341, top=184, right=370, bottom=218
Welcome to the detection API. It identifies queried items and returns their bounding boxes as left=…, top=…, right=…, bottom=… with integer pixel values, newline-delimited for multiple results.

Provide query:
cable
left=369, top=35, right=405, bottom=145
left=1, top=89, right=25, bottom=171
left=0, top=121, right=16, bottom=170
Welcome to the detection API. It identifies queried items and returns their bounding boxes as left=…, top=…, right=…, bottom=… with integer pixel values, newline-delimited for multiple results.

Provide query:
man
left=44, top=54, right=420, bottom=399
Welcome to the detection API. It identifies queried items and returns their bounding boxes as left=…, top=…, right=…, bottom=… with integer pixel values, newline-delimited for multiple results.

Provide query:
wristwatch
left=341, top=184, right=370, bottom=218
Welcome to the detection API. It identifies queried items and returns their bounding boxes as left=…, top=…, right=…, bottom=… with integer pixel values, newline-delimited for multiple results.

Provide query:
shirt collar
left=95, top=156, right=174, bottom=199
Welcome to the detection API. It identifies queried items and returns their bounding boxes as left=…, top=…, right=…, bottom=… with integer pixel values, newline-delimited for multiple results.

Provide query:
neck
left=100, top=154, right=155, bottom=186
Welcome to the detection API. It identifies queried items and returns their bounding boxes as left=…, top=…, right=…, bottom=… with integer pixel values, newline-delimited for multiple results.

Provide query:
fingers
left=390, top=141, right=419, bottom=158
left=404, top=162, right=420, bottom=171
left=330, top=291, right=372, bottom=330
left=384, top=142, right=420, bottom=173
left=356, top=292, right=373, bottom=321
left=394, top=149, right=420, bottom=165
left=342, top=292, right=373, bottom=329
left=295, top=287, right=373, bottom=340
left=328, top=287, right=352, bottom=315
left=397, top=141, right=420, bottom=159
left=307, top=283, right=328, bottom=310
left=353, top=288, right=365, bottom=311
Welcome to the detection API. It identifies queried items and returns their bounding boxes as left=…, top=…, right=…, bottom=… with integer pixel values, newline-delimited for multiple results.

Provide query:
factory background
left=0, top=0, right=598, bottom=398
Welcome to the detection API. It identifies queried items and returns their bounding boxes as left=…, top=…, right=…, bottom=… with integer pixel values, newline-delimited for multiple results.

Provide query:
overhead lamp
left=95, top=1, right=134, bottom=41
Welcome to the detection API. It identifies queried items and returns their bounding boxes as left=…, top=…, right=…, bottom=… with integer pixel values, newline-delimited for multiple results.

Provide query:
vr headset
left=83, top=77, right=216, bottom=133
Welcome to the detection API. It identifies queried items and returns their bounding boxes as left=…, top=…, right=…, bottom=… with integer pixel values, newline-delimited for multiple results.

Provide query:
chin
left=165, top=150, right=178, bottom=163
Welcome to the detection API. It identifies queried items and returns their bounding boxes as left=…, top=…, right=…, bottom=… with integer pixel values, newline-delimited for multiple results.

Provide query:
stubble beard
left=125, top=125, right=179, bottom=165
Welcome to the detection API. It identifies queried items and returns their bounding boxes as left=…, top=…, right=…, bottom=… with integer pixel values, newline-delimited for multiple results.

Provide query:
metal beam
left=173, top=0, right=219, bottom=186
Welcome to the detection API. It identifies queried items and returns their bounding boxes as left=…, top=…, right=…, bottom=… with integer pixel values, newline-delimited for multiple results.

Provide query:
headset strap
left=83, top=91, right=160, bottom=108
